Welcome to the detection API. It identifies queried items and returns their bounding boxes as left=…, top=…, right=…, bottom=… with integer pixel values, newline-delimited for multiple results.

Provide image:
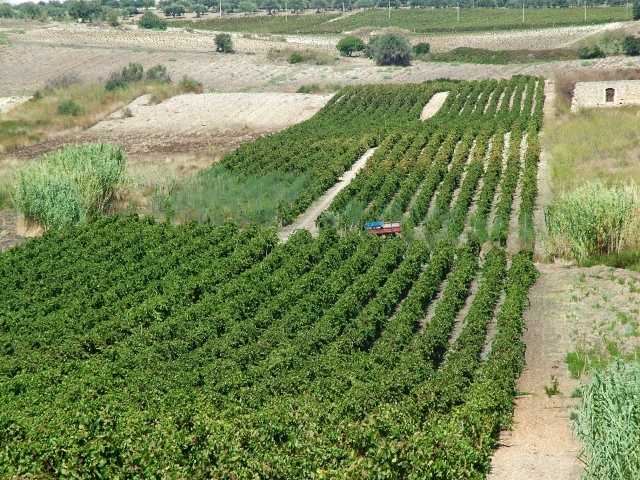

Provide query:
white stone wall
left=571, top=80, right=640, bottom=111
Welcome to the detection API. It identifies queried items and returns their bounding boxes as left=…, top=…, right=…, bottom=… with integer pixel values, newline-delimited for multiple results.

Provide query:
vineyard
left=0, top=77, right=544, bottom=477
left=180, top=6, right=628, bottom=34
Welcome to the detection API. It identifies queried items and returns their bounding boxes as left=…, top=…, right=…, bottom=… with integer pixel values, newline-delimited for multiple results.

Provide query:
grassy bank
left=429, top=47, right=578, bottom=65
left=542, top=106, right=640, bottom=192
left=0, top=79, right=191, bottom=153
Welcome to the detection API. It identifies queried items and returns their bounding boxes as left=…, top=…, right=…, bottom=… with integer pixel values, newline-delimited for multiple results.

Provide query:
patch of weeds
left=168, top=58, right=177, bottom=62
left=603, top=294, right=610, bottom=302
left=616, top=310, right=631, bottom=325
left=544, top=375, right=561, bottom=397
left=57, top=99, right=83, bottom=116
left=581, top=61, right=592, bottom=67
left=146, top=49, right=155, bottom=54
left=122, top=107, right=133, bottom=118
left=383, top=75, right=392, bottom=80
left=570, top=387, right=583, bottom=398
left=619, top=277, right=626, bottom=285
left=571, top=294, right=579, bottom=302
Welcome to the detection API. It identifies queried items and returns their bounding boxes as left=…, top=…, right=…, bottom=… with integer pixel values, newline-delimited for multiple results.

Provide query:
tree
left=0, top=3, right=14, bottom=18
left=634, top=0, right=640, bottom=21
left=310, top=0, right=327, bottom=11
left=623, top=35, right=640, bottom=56
left=239, top=0, right=257, bottom=11
left=288, top=0, right=305, bottom=12
left=215, top=33, right=233, bottom=52
left=138, top=10, right=168, bottom=28
left=261, top=0, right=279, bottom=13
left=107, top=9, right=120, bottom=26
left=192, top=4, right=205, bottom=16
left=336, top=36, right=365, bottom=57
left=369, top=32, right=412, bottom=66
left=67, top=1, right=103, bottom=21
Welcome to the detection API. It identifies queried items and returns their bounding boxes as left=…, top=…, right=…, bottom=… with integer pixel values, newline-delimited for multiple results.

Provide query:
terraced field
left=0, top=78, right=545, bottom=478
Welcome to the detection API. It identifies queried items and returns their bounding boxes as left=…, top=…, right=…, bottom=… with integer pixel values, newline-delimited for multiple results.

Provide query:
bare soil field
left=1, top=21, right=636, bottom=96
left=0, top=96, right=29, bottom=114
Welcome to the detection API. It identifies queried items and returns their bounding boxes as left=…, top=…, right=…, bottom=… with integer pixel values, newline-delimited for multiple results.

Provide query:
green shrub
left=11, top=143, right=127, bottom=229
left=138, top=10, right=168, bottom=30
left=179, top=75, right=203, bottom=93
left=413, top=42, right=430, bottom=56
left=56, top=99, right=83, bottom=116
left=215, top=33, right=233, bottom=53
left=336, top=35, right=365, bottom=57
left=121, top=62, right=144, bottom=82
left=107, top=9, right=119, bottom=27
left=146, top=64, right=172, bottom=84
left=577, top=45, right=606, bottom=59
left=369, top=32, right=412, bottom=66
left=289, top=52, right=303, bottom=64
left=622, top=35, right=640, bottom=56
left=105, top=73, right=129, bottom=91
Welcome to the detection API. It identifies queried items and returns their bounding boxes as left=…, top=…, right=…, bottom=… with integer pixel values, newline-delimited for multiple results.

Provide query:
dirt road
left=278, top=147, right=376, bottom=241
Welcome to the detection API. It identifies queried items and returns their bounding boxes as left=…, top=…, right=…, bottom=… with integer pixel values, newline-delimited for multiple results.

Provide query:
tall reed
left=574, top=359, right=640, bottom=479
left=12, top=143, right=126, bottom=229
left=544, top=182, right=640, bottom=261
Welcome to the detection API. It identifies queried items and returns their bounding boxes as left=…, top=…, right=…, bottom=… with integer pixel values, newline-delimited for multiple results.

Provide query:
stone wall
left=571, top=80, right=640, bottom=111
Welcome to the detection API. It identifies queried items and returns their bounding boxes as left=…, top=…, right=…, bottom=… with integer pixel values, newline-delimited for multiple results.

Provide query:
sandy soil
left=0, top=96, right=30, bottom=114
left=278, top=147, right=376, bottom=241
left=0, top=210, right=26, bottom=253
left=420, top=91, right=449, bottom=120
left=489, top=261, right=640, bottom=480
left=2, top=21, right=637, bottom=96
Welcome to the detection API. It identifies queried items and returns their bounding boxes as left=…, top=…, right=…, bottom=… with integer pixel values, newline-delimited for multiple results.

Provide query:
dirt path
left=0, top=210, right=26, bottom=253
left=488, top=75, right=583, bottom=480
left=278, top=147, right=376, bottom=241
left=488, top=264, right=583, bottom=480
left=420, top=91, right=449, bottom=120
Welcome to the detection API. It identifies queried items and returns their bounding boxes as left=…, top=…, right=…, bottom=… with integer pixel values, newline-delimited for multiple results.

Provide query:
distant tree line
left=0, top=0, right=631, bottom=22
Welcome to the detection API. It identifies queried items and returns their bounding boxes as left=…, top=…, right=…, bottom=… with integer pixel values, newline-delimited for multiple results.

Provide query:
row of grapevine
left=0, top=79, right=546, bottom=478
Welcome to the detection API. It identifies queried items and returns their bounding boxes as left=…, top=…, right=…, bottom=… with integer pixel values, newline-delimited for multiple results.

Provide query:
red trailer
left=364, top=221, right=402, bottom=236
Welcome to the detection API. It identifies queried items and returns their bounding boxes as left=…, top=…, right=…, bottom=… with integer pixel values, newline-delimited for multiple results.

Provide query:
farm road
left=278, top=147, right=376, bottom=241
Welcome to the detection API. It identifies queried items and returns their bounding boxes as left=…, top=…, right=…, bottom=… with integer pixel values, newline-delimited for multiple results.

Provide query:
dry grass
left=0, top=81, right=190, bottom=153
left=554, top=67, right=640, bottom=114
left=542, top=106, right=640, bottom=193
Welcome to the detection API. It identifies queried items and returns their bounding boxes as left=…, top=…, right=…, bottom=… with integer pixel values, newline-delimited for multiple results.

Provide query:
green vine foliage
left=0, top=78, right=545, bottom=478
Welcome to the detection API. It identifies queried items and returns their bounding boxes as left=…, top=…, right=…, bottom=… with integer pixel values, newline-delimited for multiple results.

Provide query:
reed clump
left=544, top=182, right=640, bottom=261
left=574, top=359, right=640, bottom=479
left=11, top=143, right=126, bottom=230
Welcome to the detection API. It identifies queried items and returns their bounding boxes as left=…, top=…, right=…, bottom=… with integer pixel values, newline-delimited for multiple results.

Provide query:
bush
left=138, top=10, right=168, bottom=30
left=179, top=75, right=203, bottom=93
left=289, top=52, right=303, bottom=64
left=577, top=45, right=606, bottom=59
left=336, top=36, right=365, bottom=57
left=56, top=99, right=83, bottom=116
left=369, top=32, right=412, bottom=66
left=11, top=143, right=127, bottom=229
left=121, top=62, right=144, bottom=82
left=105, top=72, right=129, bottom=91
left=107, top=9, right=119, bottom=27
left=146, top=64, right=172, bottom=84
left=634, top=0, right=640, bottom=21
left=215, top=33, right=233, bottom=53
left=622, top=36, right=640, bottom=56
left=413, top=42, right=430, bottom=56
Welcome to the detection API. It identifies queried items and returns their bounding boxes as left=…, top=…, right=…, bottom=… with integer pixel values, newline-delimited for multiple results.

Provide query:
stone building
left=571, top=80, right=640, bottom=111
